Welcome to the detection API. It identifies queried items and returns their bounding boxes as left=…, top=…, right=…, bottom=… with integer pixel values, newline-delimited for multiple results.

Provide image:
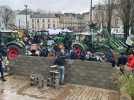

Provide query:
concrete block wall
left=9, top=56, right=115, bottom=89
left=69, top=60, right=114, bottom=89
left=9, top=56, right=55, bottom=78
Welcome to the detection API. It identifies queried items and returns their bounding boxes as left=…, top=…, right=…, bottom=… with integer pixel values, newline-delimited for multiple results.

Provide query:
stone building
left=15, top=10, right=32, bottom=30
left=58, top=13, right=85, bottom=32
left=15, top=14, right=31, bottom=30
left=31, top=13, right=60, bottom=31
left=92, top=4, right=123, bottom=33
left=82, top=12, right=90, bottom=31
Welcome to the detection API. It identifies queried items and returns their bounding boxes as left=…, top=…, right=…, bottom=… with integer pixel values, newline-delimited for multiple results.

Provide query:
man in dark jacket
left=117, top=52, right=127, bottom=74
left=40, top=47, right=48, bottom=57
left=0, top=53, right=6, bottom=81
left=105, top=49, right=116, bottom=67
left=54, top=54, right=66, bottom=84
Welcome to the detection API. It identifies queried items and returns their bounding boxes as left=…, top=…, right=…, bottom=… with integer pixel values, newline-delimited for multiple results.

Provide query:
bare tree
left=0, top=6, right=15, bottom=29
left=106, top=0, right=116, bottom=34
left=93, top=4, right=106, bottom=29
left=117, top=0, right=134, bottom=39
left=130, top=0, right=134, bottom=34
left=96, top=0, right=115, bottom=34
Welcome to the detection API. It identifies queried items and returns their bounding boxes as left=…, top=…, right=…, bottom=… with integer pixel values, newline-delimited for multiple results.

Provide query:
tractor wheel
left=7, top=45, right=22, bottom=60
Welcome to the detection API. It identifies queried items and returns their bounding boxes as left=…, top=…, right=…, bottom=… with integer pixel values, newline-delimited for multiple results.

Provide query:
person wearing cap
left=117, top=52, right=127, bottom=74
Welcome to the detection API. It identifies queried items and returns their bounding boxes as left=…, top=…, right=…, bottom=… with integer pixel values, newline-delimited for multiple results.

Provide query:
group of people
left=114, top=49, right=134, bottom=74
left=23, top=33, right=104, bottom=62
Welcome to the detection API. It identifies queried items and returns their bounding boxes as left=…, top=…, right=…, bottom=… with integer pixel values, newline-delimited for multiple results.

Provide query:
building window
left=115, top=18, right=119, bottom=26
left=48, top=19, right=50, bottom=23
left=32, top=19, right=34, bottom=23
left=53, top=20, right=55, bottom=23
left=48, top=24, right=50, bottom=28
left=42, top=24, right=45, bottom=29
left=37, top=19, right=39, bottom=23
left=32, top=24, right=34, bottom=29
left=53, top=24, right=55, bottom=28
left=42, top=19, right=45, bottom=23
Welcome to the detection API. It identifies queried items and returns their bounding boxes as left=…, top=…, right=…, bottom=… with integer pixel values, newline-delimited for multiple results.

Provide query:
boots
left=2, top=78, right=6, bottom=81
left=1, top=77, right=6, bottom=81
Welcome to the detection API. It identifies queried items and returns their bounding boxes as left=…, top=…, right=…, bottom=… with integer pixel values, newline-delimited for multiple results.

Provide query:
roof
left=17, top=9, right=33, bottom=15
left=31, top=13, right=56, bottom=18
left=0, top=30, right=17, bottom=33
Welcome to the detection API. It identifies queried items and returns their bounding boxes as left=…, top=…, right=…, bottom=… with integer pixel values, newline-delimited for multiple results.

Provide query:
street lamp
left=89, top=0, right=94, bottom=48
left=90, top=0, right=93, bottom=25
left=24, top=4, right=28, bottom=34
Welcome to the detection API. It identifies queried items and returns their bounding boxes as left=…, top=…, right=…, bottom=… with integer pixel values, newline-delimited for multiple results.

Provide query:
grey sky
left=0, top=0, right=101, bottom=13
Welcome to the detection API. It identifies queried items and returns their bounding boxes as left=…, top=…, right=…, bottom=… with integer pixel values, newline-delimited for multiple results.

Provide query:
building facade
left=0, top=16, right=5, bottom=30
left=14, top=4, right=123, bottom=33
left=31, top=13, right=60, bottom=31
left=15, top=14, right=31, bottom=30
left=92, top=4, right=123, bottom=33
left=59, top=13, right=85, bottom=32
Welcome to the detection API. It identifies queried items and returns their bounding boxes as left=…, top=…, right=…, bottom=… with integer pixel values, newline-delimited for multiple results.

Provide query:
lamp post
left=89, top=0, right=94, bottom=48
left=90, top=0, right=93, bottom=25
left=24, top=4, right=28, bottom=34
left=108, top=0, right=112, bottom=34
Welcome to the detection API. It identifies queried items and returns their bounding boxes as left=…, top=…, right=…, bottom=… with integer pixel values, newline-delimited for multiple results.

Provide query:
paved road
left=0, top=76, right=119, bottom=100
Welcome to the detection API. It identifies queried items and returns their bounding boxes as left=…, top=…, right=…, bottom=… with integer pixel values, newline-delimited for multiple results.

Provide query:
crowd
left=117, top=49, right=134, bottom=74
left=23, top=34, right=105, bottom=62
left=0, top=33, right=134, bottom=83
left=22, top=34, right=106, bottom=84
left=106, top=48, right=134, bottom=74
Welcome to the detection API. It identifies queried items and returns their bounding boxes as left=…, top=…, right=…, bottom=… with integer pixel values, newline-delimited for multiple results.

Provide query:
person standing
left=70, top=49, right=77, bottom=59
left=128, top=49, right=134, bottom=72
left=75, top=47, right=81, bottom=59
left=80, top=51, right=86, bottom=60
left=54, top=53, right=66, bottom=84
left=117, top=52, right=127, bottom=74
left=0, top=53, right=6, bottom=81
left=105, top=49, right=116, bottom=67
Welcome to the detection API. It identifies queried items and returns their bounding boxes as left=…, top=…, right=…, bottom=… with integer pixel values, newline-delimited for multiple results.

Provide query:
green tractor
left=72, top=32, right=92, bottom=51
left=53, top=32, right=75, bottom=50
left=71, top=31, right=112, bottom=53
left=0, top=30, right=25, bottom=60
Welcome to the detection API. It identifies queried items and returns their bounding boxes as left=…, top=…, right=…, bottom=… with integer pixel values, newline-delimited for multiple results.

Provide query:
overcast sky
left=0, top=0, right=102, bottom=13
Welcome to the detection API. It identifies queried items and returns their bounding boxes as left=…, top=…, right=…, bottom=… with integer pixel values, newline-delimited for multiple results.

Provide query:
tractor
left=71, top=32, right=112, bottom=53
left=0, top=30, right=25, bottom=60
left=72, top=32, right=92, bottom=52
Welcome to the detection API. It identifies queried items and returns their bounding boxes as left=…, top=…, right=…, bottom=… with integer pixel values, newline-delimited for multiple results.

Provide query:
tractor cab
left=0, top=31, right=19, bottom=42
left=72, top=32, right=92, bottom=51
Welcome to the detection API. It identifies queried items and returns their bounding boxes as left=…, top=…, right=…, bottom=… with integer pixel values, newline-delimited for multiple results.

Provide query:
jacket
left=54, top=56, right=65, bottom=66
left=128, top=54, right=134, bottom=69
left=117, top=55, right=127, bottom=66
